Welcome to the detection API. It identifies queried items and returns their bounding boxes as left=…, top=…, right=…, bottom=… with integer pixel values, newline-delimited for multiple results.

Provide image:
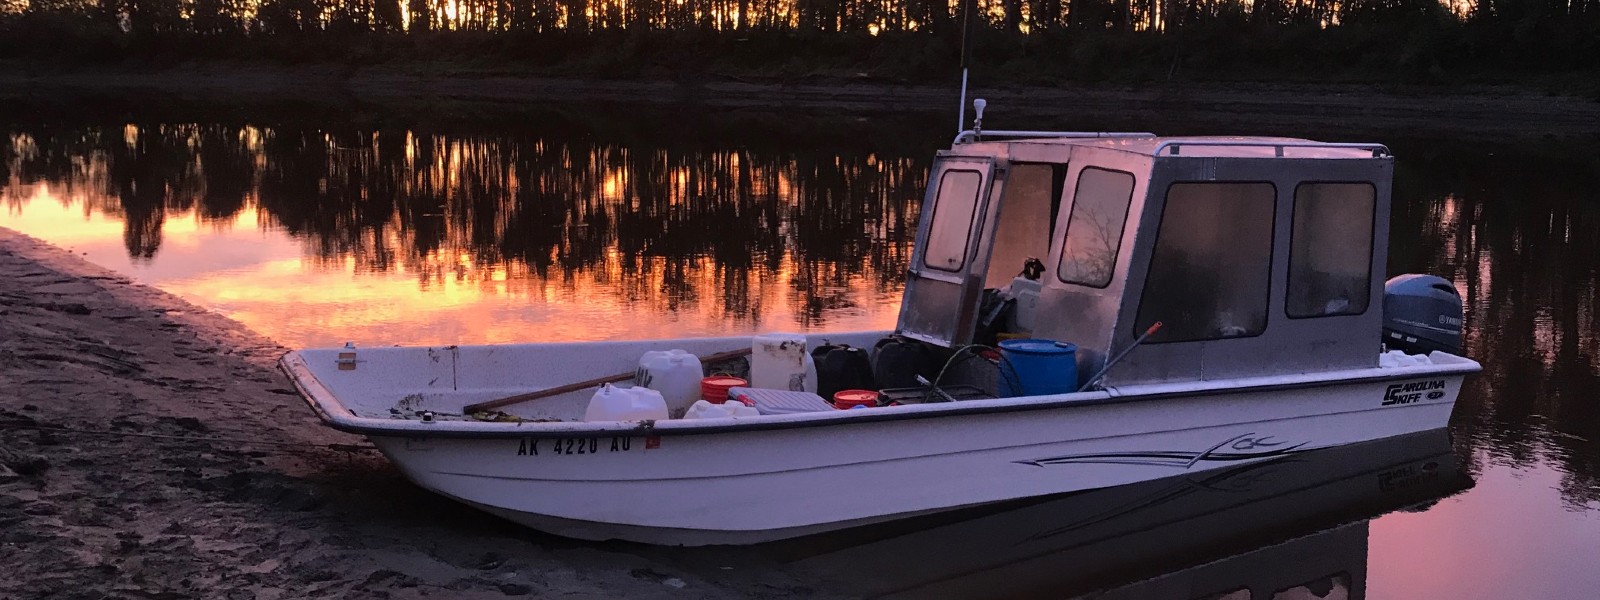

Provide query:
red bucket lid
left=833, top=389, right=880, bottom=407
left=702, top=376, right=748, bottom=403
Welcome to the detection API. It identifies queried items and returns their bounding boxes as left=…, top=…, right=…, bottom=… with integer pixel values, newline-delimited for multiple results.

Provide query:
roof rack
left=1155, top=140, right=1391, bottom=158
left=952, top=130, right=1157, bottom=145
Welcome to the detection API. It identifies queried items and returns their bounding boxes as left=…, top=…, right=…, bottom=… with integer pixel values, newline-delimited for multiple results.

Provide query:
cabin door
left=897, top=156, right=1000, bottom=348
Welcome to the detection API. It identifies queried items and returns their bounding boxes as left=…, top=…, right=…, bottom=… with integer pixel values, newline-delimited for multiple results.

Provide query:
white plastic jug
left=583, top=384, right=669, bottom=422
left=684, top=399, right=760, bottom=420
left=803, top=352, right=818, bottom=394
left=637, top=349, right=703, bottom=418
left=1006, top=276, right=1043, bottom=333
left=751, top=333, right=816, bottom=392
left=684, top=400, right=730, bottom=420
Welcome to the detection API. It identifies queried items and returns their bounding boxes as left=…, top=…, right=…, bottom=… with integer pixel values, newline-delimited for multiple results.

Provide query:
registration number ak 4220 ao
left=515, top=436, right=658, bottom=456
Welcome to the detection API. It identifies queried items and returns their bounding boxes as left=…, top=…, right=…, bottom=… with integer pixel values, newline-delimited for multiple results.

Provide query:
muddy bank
left=0, top=228, right=836, bottom=599
left=3, top=62, right=1599, bottom=138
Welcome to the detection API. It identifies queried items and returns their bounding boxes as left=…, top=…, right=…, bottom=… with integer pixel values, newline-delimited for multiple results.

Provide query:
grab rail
left=1154, top=140, right=1391, bottom=158
left=952, top=130, right=1156, bottom=145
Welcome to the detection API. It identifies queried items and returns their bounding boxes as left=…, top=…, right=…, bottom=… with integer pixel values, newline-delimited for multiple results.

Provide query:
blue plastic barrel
left=997, top=339, right=1079, bottom=397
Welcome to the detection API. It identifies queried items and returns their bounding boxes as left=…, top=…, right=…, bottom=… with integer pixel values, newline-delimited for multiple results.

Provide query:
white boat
left=282, top=105, right=1482, bottom=545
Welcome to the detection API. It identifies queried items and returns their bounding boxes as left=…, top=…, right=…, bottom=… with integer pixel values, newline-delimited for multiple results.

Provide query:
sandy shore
left=0, top=228, right=837, bottom=599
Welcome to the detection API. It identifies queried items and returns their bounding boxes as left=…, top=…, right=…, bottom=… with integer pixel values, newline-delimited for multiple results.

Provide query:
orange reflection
left=0, top=124, right=921, bottom=348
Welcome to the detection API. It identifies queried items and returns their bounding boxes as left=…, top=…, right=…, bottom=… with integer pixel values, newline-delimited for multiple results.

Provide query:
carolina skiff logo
left=1383, top=380, right=1447, bottom=406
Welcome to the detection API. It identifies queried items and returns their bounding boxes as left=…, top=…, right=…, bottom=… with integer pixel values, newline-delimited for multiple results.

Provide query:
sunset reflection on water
left=1, top=120, right=927, bottom=347
left=2, top=191, right=907, bottom=348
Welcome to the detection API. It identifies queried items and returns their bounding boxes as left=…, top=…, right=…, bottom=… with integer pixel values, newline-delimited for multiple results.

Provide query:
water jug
left=684, top=399, right=760, bottom=419
left=804, top=352, right=818, bottom=394
left=637, top=349, right=703, bottom=418
left=583, top=384, right=669, bottom=422
left=1006, top=276, right=1043, bottom=333
left=872, top=336, right=934, bottom=389
left=751, top=333, right=816, bottom=392
left=815, top=345, right=875, bottom=401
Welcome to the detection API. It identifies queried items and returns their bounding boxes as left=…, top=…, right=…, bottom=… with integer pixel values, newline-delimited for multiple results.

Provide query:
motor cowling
left=1382, top=274, right=1464, bottom=355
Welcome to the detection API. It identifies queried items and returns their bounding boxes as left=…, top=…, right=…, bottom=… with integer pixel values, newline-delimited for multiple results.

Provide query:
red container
left=832, top=389, right=880, bottom=410
left=700, top=376, right=748, bottom=404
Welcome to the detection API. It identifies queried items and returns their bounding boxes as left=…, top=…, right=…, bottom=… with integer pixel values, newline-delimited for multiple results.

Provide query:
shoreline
left=3, top=62, right=1599, bottom=137
left=0, top=227, right=833, bottom=599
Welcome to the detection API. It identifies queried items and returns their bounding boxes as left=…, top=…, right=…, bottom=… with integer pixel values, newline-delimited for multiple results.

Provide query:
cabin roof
left=1002, top=136, right=1388, bottom=159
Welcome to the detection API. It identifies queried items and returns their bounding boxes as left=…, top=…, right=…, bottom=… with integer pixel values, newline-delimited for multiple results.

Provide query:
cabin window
left=1058, top=167, right=1136, bottom=288
left=923, top=169, right=984, bottom=272
left=1135, top=182, right=1276, bottom=342
left=985, top=163, right=1066, bottom=288
left=1287, top=183, right=1376, bottom=318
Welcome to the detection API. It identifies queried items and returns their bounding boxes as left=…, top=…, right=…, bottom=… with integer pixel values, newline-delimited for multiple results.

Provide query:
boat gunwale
left=280, top=351, right=1481, bottom=440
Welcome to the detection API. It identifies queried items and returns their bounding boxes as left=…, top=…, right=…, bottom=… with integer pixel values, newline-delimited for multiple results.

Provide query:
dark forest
left=1, top=0, right=1596, bottom=84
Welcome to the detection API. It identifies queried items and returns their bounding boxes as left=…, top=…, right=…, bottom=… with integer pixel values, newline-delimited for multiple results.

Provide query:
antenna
left=956, top=0, right=974, bottom=133
left=958, top=70, right=969, bottom=134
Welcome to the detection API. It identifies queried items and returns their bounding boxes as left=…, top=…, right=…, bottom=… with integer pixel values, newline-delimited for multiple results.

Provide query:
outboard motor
left=1382, top=274, right=1464, bottom=355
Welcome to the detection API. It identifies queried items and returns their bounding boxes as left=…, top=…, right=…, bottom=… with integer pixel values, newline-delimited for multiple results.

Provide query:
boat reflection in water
left=773, top=429, right=1468, bottom=599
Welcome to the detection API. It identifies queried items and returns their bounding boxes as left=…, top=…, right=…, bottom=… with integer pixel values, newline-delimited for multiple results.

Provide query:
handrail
left=1153, top=140, right=1391, bottom=158
left=952, top=130, right=1157, bottom=145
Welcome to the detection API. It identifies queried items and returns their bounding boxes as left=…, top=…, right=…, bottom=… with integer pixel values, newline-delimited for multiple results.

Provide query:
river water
left=3, top=100, right=1597, bottom=598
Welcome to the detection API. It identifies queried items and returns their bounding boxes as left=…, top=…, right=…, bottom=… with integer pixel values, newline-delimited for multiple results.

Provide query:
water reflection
left=761, top=430, right=1465, bottom=599
left=1388, top=145, right=1600, bottom=508
left=1, top=114, right=937, bottom=343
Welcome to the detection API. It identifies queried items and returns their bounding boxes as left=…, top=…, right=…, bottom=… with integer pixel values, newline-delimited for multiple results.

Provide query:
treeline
left=0, top=0, right=1596, bottom=81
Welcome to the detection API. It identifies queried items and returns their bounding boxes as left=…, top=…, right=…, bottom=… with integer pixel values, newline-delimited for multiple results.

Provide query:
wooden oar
left=461, top=347, right=754, bottom=414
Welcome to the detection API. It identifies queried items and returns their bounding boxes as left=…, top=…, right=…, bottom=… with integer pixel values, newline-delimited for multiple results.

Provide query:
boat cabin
left=898, top=130, right=1392, bottom=388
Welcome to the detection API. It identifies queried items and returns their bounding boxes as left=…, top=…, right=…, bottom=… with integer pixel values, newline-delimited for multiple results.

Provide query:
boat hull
left=786, top=428, right=1467, bottom=599
left=361, top=369, right=1466, bottom=545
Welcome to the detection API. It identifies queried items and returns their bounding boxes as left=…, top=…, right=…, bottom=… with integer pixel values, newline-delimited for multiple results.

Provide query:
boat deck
left=281, top=338, right=1479, bottom=438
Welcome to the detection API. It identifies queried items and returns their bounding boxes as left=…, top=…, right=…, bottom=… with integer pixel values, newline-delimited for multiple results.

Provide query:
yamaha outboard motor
left=1382, top=274, right=1464, bottom=355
